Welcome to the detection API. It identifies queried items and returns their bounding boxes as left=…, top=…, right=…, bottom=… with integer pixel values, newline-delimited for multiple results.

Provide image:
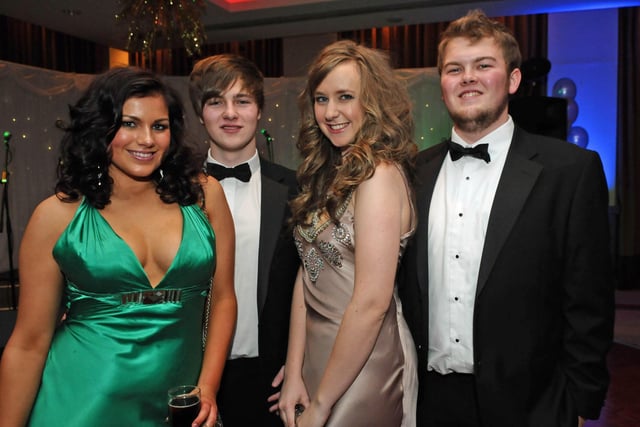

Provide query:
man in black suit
left=399, top=10, right=614, bottom=427
left=189, top=54, right=299, bottom=427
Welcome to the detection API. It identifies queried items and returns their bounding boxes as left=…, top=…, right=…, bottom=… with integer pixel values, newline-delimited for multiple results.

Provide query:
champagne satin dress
left=294, top=182, right=418, bottom=427
left=28, top=199, right=215, bottom=426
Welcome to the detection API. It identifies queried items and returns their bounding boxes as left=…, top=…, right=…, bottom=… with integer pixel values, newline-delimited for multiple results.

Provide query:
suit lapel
left=257, top=161, right=290, bottom=314
left=416, top=144, right=448, bottom=296
left=476, top=129, right=542, bottom=296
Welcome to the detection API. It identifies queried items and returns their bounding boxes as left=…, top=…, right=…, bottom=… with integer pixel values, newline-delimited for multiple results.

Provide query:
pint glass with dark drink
left=168, top=385, right=201, bottom=427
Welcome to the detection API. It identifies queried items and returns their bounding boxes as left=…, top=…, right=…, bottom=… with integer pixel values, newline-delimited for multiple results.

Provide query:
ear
left=257, top=109, right=262, bottom=121
left=198, top=116, right=204, bottom=125
left=508, top=68, right=522, bottom=95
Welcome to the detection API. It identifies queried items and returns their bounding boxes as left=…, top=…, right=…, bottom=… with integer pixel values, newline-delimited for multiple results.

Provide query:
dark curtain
left=131, top=38, right=283, bottom=77
left=0, top=15, right=109, bottom=74
left=339, top=24, right=448, bottom=68
left=339, top=14, right=547, bottom=79
left=616, top=7, right=640, bottom=289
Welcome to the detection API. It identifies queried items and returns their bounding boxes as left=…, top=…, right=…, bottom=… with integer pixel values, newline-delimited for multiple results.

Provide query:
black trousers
left=418, top=371, right=482, bottom=427
left=216, top=357, right=282, bottom=427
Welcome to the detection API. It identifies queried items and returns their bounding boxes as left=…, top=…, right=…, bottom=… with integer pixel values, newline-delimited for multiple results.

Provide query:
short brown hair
left=437, top=9, right=522, bottom=75
left=188, top=54, right=264, bottom=118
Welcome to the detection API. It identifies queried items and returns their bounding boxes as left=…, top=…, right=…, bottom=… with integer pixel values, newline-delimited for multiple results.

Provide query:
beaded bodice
left=294, top=191, right=354, bottom=284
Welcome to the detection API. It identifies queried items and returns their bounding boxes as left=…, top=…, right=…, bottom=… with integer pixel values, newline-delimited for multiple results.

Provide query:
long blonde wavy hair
left=290, top=40, right=417, bottom=226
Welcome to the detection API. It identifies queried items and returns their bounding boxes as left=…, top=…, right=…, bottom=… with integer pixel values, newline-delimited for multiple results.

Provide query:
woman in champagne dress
left=0, top=67, right=236, bottom=427
left=278, top=40, right=418, bottom=427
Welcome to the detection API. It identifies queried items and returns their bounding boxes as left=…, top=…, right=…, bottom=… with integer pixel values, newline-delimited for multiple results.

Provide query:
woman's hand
left=294, top=401, right=331, bottom=427
left=277, top=375, right=310, bottom=427
left=192, top=387, right=218, bottom=427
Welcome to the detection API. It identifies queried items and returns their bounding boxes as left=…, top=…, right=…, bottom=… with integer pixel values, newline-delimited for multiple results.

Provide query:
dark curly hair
left=55, top=66, right=203, bottom=209
left=290, top=40, right=417, bottom=226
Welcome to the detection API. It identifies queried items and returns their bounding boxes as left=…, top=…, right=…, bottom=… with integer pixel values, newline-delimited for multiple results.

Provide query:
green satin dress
left=28, top=199, right=215, bottom=427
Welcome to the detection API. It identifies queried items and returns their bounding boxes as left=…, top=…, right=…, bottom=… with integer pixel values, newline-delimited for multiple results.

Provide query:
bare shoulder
left=27, top=194, right=81, bottom=238
left=201, top=174, right=225, bottom=205
left=200, top=174, right=232, bottom=221
left=360, top=161, right=404, bottom=191
left=355, top=162, right=410, bottom=225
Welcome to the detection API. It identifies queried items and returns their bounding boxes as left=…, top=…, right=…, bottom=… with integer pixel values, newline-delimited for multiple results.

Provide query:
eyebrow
left=233, top=93, right=254, bottom=99
left=122, top=114, right=169, bottom=122
left=443, top=56, right=498, bottom=67
left=314, top=89, right=354, bottom=96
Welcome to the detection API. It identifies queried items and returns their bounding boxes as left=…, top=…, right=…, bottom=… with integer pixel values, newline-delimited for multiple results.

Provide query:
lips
left=327, top=122, right=349, bottom=132
left=221, top=125, right=242, bottom=132
left=129, top=150, right=154, bottom=160
left=460, top=90, right=482, bottom=98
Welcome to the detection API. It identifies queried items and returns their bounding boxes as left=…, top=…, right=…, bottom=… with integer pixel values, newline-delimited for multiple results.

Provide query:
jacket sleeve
left=561, top=151, right=614, bottom=419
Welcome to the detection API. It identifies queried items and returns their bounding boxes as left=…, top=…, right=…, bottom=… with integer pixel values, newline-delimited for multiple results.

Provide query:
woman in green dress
left=0, top=67, right=236, bottom=427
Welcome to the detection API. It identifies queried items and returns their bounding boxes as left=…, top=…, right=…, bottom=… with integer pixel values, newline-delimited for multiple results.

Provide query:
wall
left=547, top=8, right=618, bottom=201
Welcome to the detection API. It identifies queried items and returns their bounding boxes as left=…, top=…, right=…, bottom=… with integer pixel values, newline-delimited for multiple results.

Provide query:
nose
left=324, top=99, right=339, bottom=120
left=222, top=102, right=238, bottom=119
left=137, top=127, right=155, bottom=146
left=461, top=68, right=476, bottom=84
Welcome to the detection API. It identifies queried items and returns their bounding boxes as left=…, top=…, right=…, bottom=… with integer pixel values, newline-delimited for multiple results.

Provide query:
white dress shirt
left=207, top=150, right=261, bottom=359
left=427, top=117, right=514, bottom=374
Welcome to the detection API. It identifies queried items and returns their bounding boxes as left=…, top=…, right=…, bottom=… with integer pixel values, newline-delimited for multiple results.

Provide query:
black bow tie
left=206, top=162, right=252, bottom=182
left=448, top=141, right=491, bottom=163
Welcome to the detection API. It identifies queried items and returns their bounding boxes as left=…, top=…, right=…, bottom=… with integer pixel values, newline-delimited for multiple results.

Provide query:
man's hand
left=267, top=365, right=285, bottom=413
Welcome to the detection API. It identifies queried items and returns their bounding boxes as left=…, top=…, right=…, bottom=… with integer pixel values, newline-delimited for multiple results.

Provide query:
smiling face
left=313, top=61, right=365, bottom=150
left=108, top=94, right=170, bottom=182
left=201, top=78, right=261, bottom=163
left=440, top=36, right=521, bottom=142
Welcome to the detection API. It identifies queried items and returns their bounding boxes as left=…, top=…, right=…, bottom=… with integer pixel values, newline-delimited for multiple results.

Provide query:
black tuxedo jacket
left=399, top=127, right=614, bottom=426
left=255, top=158, right=299, bottom=380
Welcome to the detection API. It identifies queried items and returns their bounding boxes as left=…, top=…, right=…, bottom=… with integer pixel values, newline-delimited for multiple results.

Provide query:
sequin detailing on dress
left=319, top=240, right=342, bottom=268
left=332, top=224, right=353, bottom=249
left=301, top=246, right=324, bottom=283
left=294, top=191, right=353, bottom=284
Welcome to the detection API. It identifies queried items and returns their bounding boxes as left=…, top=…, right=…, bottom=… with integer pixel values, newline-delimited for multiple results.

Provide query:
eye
left=121, top=120, right=136, bottom=128
left=205, top=98, right=222, bottom=106
left=339, top=94, right=355, bottom=101
left=152, top=123, right=169, bottom=131
left=314, top=95, right=328, bottom=104
left=445, top=66, right=461, bottom=74
left=478, top=63, right=492, bottom=70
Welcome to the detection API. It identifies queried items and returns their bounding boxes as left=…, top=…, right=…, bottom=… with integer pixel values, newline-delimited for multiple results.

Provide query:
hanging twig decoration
left=115, top=0, right=207, bottom=57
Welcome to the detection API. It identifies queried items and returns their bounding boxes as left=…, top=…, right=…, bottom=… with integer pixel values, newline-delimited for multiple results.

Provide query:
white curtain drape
left=0, top=60, right=450, bottom=272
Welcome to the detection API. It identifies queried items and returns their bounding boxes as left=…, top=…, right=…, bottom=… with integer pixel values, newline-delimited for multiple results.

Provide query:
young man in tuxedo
left=399, top=10, right=614, bottom=427
left=189, top=54, right=299, bottom=427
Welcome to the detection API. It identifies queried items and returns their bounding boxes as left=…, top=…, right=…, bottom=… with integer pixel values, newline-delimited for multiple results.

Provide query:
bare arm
left=195, top=176, right=237, bottom=426
left=298, top=163, right=410, bottom=427
left=278, top=268, right=309, bottom=427
left=0, top=196, right=76, bottom=426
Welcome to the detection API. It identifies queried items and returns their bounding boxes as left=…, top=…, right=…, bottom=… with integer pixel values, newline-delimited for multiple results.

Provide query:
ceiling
left=1, top=0, right=638, bottom=50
